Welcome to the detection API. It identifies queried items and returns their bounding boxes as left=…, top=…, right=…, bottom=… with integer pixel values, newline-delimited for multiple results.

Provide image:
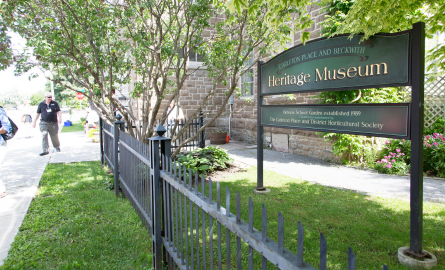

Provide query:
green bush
left=425, top=118, right=445, bottom=135
left=423, top=133, right=445, bottom=177
left=375, top=134, right=445, bottom=177
left=176, top=146, right=233, bottom=177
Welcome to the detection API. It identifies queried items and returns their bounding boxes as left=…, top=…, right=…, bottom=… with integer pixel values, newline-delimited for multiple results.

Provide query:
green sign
left=261, top=104, right=410, bottom=138
left=261, top=32, right=410, bottom=95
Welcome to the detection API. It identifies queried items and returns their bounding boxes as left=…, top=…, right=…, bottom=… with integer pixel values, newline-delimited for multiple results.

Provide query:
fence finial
left=154, top=124, right=166, bottom=137
left=116, top=114, right=122, bottom=121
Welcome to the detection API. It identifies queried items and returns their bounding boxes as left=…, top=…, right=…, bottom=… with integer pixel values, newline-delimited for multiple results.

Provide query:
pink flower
left=385, top=140, right=389, bottom=144
left=397, top=155, right=400, bottom=157
left=396, top=149, right=401, bottom=153
left=392, top=159, right=396, bottom=162
left=387, top=164, right=392, bottom=169
left=377, top=161, right=381, bottom=164
left=401, top=153, right=405, bottom=156
left=382, top=159, right=388, bottom=163
left=433, top=142, right=438, bottom=146
left=425, top=135, right=430, bottom=140
left=391, top=153, right=396, bottom=157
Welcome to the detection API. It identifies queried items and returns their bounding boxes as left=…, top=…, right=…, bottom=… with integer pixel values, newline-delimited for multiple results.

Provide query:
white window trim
left=239, top=67, right=255, bottom=99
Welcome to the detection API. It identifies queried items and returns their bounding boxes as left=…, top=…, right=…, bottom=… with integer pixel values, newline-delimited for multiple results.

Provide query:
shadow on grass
left=2, top=161, right=152, bottom=270
left=210, top=167, right=445, bottom=270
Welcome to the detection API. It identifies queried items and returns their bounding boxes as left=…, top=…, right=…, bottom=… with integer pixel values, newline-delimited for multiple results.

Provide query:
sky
left=0, top=32, right=47, bottom=97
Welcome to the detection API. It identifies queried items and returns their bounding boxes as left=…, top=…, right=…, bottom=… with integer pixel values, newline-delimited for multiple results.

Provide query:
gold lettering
left=315, top=67, right=328, bottom=82
left=290, top=75, right=297, bottom=84
left=358, top=65, right=369, bottom=77
left=304, top=73, right=310, bottom=83
left=337, top=68, right=346, bottom=79
left=297, top=72, right=304, bottom=86
left=370, top=62, right=388, bottom=76
left=347, top=67, right=357, bottom=78
left=275, top=78, right=280, bottom=86
left=280, top=77, right=285, bottom=85
left=269, top=76, right=275, bottom=87
left=287, top=74, right=290, bottom=85
left=328, top=69, right=336, bottom=80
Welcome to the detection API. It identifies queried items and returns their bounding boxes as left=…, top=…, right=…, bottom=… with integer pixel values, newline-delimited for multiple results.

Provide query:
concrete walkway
left=221, top=145, right=445, bottom=204
left=0, top=109, right=99, bottom=265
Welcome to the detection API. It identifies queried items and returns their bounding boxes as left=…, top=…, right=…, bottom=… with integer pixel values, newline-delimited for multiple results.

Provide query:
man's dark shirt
left=37, top=101, right=61, bottom=123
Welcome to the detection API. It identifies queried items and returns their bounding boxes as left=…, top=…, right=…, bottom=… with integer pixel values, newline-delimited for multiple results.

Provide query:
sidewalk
left=214, top=141, right=445, bottom=204
left=0, top=110, right=99, bottom=265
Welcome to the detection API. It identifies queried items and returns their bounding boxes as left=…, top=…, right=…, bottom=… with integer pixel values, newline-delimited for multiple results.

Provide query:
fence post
left=149, top=124, right=171, bottom=269
left=99, top=117, right=104, bottom=166
left=199, top=111, right=205, bottom=148
left=114, top=114, right=124, bottom=198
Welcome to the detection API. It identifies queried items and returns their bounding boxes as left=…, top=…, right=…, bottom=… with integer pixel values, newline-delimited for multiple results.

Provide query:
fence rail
left=126, top=112, right=205, bottom=151
left=101, top=117, right=391, bottom=270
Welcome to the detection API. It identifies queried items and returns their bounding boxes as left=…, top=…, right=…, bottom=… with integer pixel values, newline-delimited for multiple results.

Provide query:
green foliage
left=30, top=91, right=45, bottom=106
left=425, top=118, right=445, bottom=135
left=423, top=133, right=445, bottom=177
left=319, top=0, right=354, bottom=37
left=322, top=0, right=445, bottom=72
left=376, top=134, right=445, bottom=177
left=375, top=146, right=409, bottom=175
left=176, top=146, right=233, bottom=176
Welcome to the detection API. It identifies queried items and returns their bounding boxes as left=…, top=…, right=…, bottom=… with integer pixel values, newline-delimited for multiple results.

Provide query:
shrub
left=425, top=118, right=445, bottom=135
left=176, top=146, right=233, bottom=176
left=375, top=149, right=409, bottom=175
left=375, top=134, right=445, bottom=177
left=423, top=133, right=445, bottom=177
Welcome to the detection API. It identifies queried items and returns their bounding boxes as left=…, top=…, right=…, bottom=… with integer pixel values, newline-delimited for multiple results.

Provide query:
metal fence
left=126, top=112, right=206, bottom=151
left=100, top=116, right=391, bottom=270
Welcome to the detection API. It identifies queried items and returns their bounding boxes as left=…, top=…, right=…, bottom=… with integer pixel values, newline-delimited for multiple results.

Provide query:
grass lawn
left=202, top=167, right=445, bottom=270
left=0, top=162, right=152, bottom=270
left=61, top=121, right=85, bottom=133
left=1, top=161, right=443, bottom=270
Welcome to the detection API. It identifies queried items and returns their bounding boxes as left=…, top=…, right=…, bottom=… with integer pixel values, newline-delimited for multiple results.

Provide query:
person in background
left=21, top=101, right=33, bottom=138
left=32, top=92, right=62, bottom=156
left=0, top=106, right=12, bottom=198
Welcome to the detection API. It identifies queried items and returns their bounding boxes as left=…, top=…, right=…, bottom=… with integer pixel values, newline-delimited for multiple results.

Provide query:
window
left=179, top=47, right=205, bottom=68
left=240, top=51, right=254, bottom=97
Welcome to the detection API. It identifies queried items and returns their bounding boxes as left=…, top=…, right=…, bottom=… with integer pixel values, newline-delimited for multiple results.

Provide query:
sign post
left=256, top=23, right=429, bottom=259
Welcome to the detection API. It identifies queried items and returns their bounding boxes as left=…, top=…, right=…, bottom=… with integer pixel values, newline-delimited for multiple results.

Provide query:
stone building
left=124, top=2, right=340, bottom=162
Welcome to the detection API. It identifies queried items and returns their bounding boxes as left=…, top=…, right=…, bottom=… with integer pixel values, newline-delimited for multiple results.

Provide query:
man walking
left=32, top=92, right=62, bottom=156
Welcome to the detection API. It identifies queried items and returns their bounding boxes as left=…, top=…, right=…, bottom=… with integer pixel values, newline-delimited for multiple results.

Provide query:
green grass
left=61, top=121, right=85, bottom=133
left=0, top=162, right=152, bottom=270
left=190, top=167, right=445, bottom=270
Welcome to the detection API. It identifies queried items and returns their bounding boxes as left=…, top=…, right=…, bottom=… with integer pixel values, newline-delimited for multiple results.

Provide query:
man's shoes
left=56, top=148, right=61, bottom=152
left=39, top=152, right=49, bottom=156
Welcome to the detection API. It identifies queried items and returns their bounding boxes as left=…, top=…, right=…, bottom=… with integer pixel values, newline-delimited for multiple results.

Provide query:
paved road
left=0, top=109, right=99, bottom=265
left=228, top=148, right=445, bottom=204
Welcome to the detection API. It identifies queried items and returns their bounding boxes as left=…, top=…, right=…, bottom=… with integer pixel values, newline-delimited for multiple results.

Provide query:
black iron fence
left=100, top=117, right=391, bottom=270
left=126, top=112, right=206, bottom=151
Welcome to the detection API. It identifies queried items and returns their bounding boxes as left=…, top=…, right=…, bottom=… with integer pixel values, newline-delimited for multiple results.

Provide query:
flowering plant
left=374, top=148, right=409, bottom=175
left=423, top=133, right=445, bottom=177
